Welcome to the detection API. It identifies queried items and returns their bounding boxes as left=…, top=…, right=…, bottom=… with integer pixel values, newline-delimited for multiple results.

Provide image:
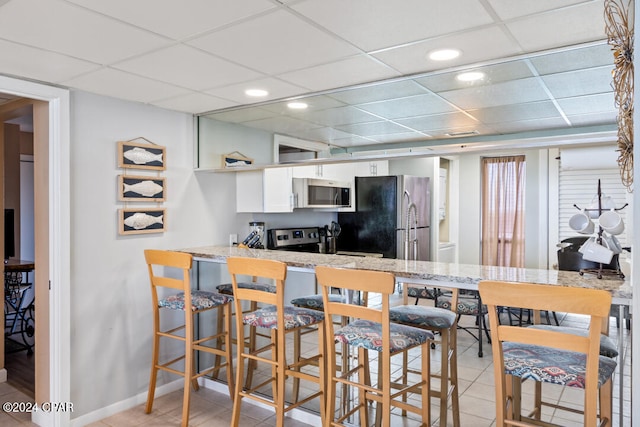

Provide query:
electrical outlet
left=229, top=233, right=238, bottom=245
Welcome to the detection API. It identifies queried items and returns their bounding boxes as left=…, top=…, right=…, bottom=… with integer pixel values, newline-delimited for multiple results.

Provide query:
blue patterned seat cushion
left=502, top=342, right=617, bottom=388
left=335, top=319, right=434, bottom=354
left=290, top=293, right=362, bottom=309
left=159, top=290, right=233, bottom=311
left=216, top=282, right=276, bottom=295
left=406, top=286, right=439, bottom=300
left=243, top=305, right=324, bottom=329
left=389, top=305, right=456, bottom=329
left=437, top=295, right=487, bottom=315
left=528, top=325, right=618, bottom=358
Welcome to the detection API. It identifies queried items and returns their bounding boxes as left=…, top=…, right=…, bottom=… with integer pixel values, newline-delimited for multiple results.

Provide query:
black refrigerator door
left=337, top=176, right=398, bottom=258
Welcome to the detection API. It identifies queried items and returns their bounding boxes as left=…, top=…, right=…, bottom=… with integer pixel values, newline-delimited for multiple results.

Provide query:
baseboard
left=0, top=368, right=7, bottom=383
left=67, top=377, right=322, bottom=427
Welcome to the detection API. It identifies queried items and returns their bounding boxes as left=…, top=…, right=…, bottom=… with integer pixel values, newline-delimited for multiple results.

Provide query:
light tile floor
left=0, top=300, right=632, bottom=426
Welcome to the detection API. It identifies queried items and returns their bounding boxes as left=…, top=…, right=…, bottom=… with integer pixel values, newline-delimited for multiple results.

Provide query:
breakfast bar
left=179, top=245, right=632, bottom=425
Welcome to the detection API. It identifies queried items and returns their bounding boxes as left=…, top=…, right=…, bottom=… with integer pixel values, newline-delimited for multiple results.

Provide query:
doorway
left=0, top=75, right=70, bottom=426
left=2, top=101, right=36, bottom=397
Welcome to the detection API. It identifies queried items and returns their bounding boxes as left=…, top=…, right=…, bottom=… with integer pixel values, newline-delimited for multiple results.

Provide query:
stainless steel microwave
left=292, top=178, right=352, bottom=208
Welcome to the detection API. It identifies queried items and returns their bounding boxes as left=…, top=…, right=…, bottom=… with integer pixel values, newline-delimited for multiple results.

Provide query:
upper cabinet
left=236, top=168, right=295, bottom=213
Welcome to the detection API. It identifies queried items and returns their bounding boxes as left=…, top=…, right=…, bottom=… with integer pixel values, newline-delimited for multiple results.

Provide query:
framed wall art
left=118, top=140, right=166, bottom=171
left=222, top=151, right=253, bottom=168
left=118, top=208, right=166, bottom=235
left=118, top=175, right=166, bottom=202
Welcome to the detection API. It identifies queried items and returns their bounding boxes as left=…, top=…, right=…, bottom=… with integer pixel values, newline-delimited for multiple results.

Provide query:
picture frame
left=118, top=175, right=166, bottom=202
left=118, top=208, right=166, bottom=235
left=117, top=140, right=166, bottom=171
left=222, top=151, right=253, bottom=168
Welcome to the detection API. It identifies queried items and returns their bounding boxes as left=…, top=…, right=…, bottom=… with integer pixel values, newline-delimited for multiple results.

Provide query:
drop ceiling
left=0, top=0, right=621, bottom=150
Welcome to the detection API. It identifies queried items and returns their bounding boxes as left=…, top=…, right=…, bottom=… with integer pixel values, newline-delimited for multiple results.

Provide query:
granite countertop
left=179, top=245, right=632, bottom=302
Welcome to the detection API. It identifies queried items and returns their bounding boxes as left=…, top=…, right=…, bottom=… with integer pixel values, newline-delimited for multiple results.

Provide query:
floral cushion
left=216, top=282, right=276, bottom=295
left=528, top=324, right=618, bottom=358
left=502, top=342, right=617, bottom=388
left=243, top=305, right=324, bottom=330
left=335, top=319, right=434, bottom=354
left=389, top=305, right=457, bottom=329
left=158, top=290, right=232, bottom=311
left=290, top=293, right=362, bottom=309
left=437, top=295, right=487, bottom=316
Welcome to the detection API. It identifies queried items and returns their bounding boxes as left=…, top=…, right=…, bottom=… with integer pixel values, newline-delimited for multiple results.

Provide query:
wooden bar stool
left=227, top=257, right=326, bottom=427
left=144, top=249, right=234, bottom=427
left=479, top=280, right=616, bottom=427
left=316, top=266, right=433, bottom=427
left=215, top=279, right=275, bottom=389
left=389, top=284, right=460, bottom=427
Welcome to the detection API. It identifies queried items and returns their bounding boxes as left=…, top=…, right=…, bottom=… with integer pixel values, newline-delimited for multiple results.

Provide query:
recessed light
left=245, top=89, right=269, bottom=97
left=428, top=49, right=461, bottom=61
left=287, top=102, right=308, bottom=110
left=456, top=71, right=485, bottom=82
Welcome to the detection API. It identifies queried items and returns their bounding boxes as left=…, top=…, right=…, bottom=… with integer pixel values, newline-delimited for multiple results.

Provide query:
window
left=481, top=156, right=526, bottom=267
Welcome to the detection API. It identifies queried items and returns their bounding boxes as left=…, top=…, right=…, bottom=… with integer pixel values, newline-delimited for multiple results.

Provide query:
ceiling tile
left=336, top=120, right=416, bottom=137
left=557, top=93, right=617, bottom=116
left=0, top=39, right=100, bottom=83
left=187, top=9, right=359, bottom=75
left=395, top=112, right=479, bottom=132
left=468, top=101, right=561, bottom=124
left=489, top=117, right=569, bottom=134
left=64, top=0, right=276, bottom=40
left=438, top=77, right=550, bottom=109
left=566, top=111, right=618, bottom=127
left=368, top=132, right=431, bottom=143
left=357, top=94, right=459, bottom=119
left=205, top=77, right=309, bottom=104
left=0, top=0, right=169, bottom=64
left=291, top=0, right=494, bottom=51
left=242, top=116, right=324, bottom=134
left=529, top=42, right=613, bottom=75
left=505, top=1, right=606, bottom=52
left=114, top=45, right=263, bottom=91
left=152, top=92, right=236, bottom=114
left=372, top=26, right=523, bottom=75
left=303, top=106, right=381, bottom=127
left=63, top=68, right=191, bottom=104
left=414, top=59, right=534, bottom=93
left=328, top=79, right=429, bottom=105
left=330, top=134, right=379, bottom=147
left=259, top=95, right=345, bottom=115
left=292, top=127, right=354, bottom=143
left=542, top=67, right=614, bottom=98
left=486, top=0, right=590, bottom=20
left=277, top=54, right=400, bottom=92
left=205, top=107, right=278, bottom=124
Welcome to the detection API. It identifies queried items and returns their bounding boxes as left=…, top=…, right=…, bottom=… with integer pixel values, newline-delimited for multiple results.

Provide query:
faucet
left=403, top=190, right=419, bottom=261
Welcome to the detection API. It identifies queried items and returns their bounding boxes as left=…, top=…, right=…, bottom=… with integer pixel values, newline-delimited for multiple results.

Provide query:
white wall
left=455, top=148, right=548, bottom=268
left=68, top=91, right=247, bottom=418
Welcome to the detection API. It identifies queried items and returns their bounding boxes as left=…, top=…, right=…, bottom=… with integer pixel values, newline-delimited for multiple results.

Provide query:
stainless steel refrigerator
left=337, top=175, right=430, bottom=260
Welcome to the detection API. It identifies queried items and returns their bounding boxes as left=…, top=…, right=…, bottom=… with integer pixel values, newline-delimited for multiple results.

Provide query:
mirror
left=198, top=41, right=617, bottom=167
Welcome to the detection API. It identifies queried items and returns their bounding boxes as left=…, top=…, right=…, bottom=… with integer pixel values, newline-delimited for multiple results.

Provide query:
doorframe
left=0, top=75, right=70, bottom=426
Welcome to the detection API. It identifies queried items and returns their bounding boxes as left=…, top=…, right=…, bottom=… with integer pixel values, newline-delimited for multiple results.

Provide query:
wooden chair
left=479, top=280, right=617, bottom=427
left=144, top=249, right=234, bottom=427
left=215, top=279, right=275, bottom=389
left=436, top=289, right=491, bottom=357
left=226, top=257, right=325, bottom=427
left=389, top=283, right=460, bottom=426
left=316, top=266, right=432, bottom=426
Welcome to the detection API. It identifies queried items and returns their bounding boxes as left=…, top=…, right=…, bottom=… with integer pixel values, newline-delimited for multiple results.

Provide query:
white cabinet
left=291, top=163, right=353, bottom=181
left=264, top=168, right=293, bottom=212
left=353, top=160, right=388, bottom=177
left=236, top=168, right=293, bottom=213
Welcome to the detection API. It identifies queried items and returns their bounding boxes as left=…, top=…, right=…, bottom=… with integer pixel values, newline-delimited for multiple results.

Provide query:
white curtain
left=481, top=156, right=526, bottom=267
